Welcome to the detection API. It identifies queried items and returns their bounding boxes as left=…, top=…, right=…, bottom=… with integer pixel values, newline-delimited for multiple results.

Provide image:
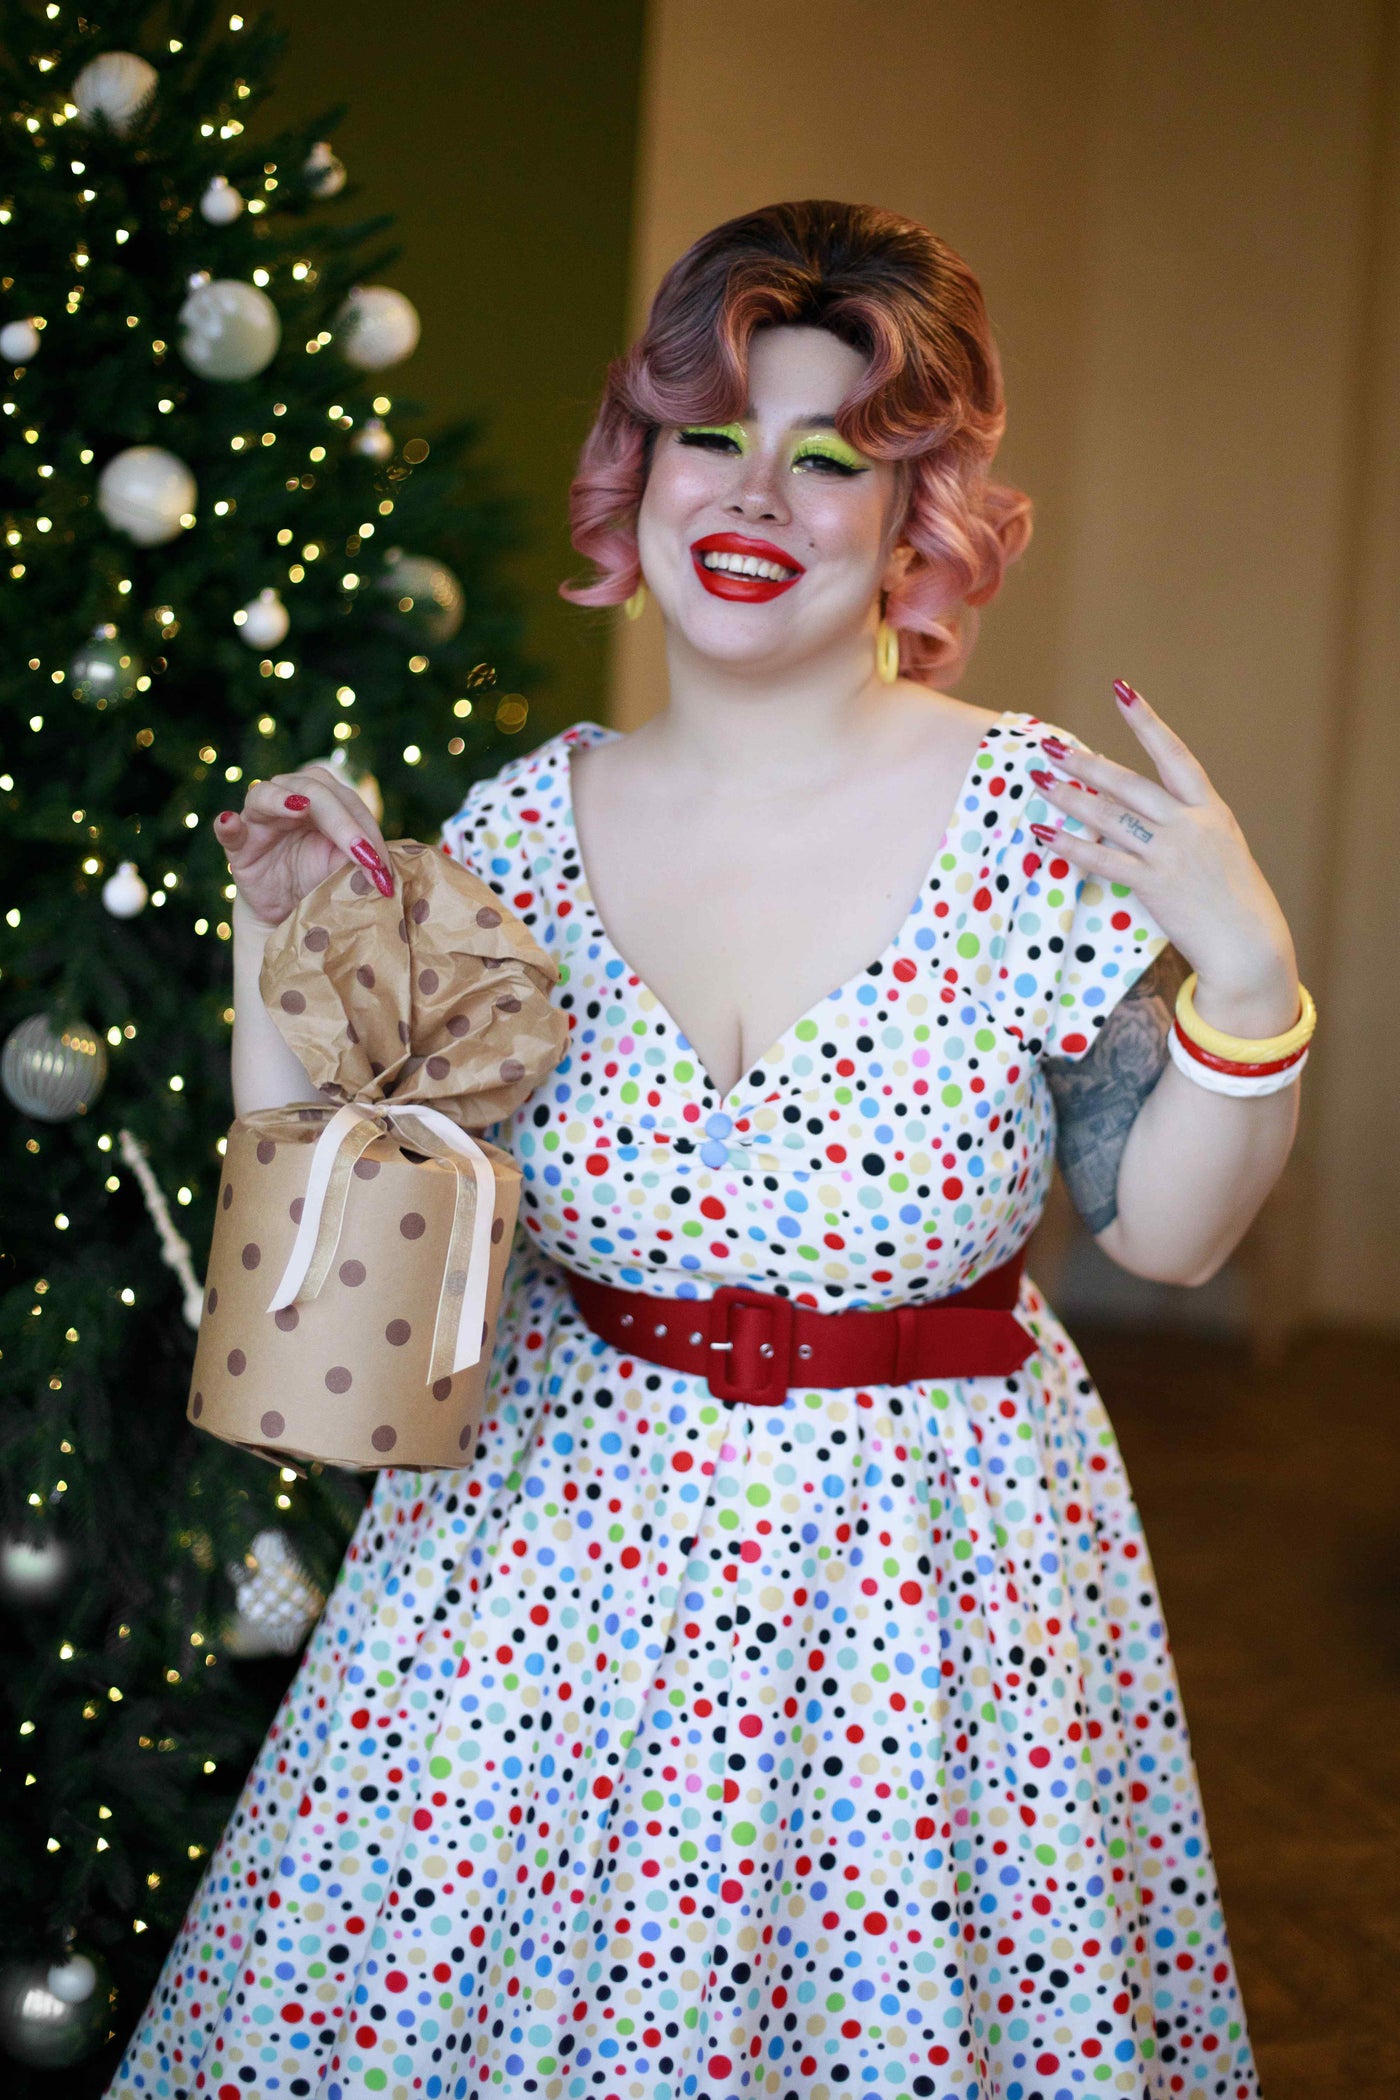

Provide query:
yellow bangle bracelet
left=1175, top=971, right=1316, bottom=1063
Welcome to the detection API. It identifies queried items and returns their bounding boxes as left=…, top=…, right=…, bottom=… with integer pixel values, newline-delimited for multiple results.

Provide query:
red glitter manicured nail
left=1113, top=679, right=1139, bottom=705
left=351, top=839, right=394, bottom=897
left=218, top=810, right=237, bottom=824
left=1041, top=736, right=1070, bottom=759
left=285, top=793, right=310, bottom=811
left=1030, top=822, right=1058, bottom=843
left=1029, top=769, right=1058, bottom=791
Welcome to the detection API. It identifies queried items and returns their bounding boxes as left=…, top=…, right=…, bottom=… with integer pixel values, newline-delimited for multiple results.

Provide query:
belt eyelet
left=797, top=1342, right=813, bottom=1359
left=619, top=1312, right=633, bottom=1328
left=689, top=1330, right=704, bottom=1346
left=654, top=1322, right=667, bottom=1337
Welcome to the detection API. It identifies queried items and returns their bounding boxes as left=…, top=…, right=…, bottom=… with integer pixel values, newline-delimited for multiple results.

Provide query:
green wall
left=265, top=0, right=647, bottom=741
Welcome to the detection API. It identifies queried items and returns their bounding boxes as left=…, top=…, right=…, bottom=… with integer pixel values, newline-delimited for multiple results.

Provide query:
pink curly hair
left=559, top=199, right=1033, bottom=687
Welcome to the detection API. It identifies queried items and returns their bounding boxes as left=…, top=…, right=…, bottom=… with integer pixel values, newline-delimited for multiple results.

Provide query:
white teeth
left=700, top=550, right=797, bottom=582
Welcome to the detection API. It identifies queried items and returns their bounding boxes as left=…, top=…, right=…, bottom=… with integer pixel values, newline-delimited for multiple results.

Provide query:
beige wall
left=610, top=0, right=1398, bottom=1330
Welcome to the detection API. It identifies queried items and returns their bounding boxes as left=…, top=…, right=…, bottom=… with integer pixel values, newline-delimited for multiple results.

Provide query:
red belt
left=564, top=1249, right=1034, bottom=1407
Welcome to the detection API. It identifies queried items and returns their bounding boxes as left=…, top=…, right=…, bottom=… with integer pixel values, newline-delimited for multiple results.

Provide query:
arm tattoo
left=1043, top=944, right=1189, bottom=1233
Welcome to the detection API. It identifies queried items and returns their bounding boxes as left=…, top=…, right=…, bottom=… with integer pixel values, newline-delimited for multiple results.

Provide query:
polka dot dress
left=110, top=712, right=1260, bottom=2100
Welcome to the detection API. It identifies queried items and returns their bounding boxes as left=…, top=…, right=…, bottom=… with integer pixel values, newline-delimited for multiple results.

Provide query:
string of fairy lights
left=0, top=9, right=530, bottom=1992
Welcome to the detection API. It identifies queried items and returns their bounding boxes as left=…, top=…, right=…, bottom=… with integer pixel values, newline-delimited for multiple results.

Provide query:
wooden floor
left=1079, top=1325, right=1399, bottom=2100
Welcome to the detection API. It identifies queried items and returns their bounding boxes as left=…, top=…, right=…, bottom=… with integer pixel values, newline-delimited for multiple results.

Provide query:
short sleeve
left=989, top=721, right=1170, bottom=1062
left=439, top=772, right=507, bottom=896
left=1039, top=866, right=1169, bottom=1060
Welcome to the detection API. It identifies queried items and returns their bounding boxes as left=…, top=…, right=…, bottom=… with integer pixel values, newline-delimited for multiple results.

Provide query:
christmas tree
left=0, top=2, right=537, bottom=2083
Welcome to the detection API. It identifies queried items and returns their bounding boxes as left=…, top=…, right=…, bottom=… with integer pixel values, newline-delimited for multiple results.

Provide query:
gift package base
left=188, top=1119, right=520, bottom=1472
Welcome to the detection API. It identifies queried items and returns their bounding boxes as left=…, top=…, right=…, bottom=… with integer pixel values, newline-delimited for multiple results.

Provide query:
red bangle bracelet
left=1171, top=1020, right=1308, bottom=1078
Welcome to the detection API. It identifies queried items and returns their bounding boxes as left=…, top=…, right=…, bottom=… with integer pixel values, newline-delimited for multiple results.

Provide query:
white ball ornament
left=0, top=1947, right=114, bottom=2069
left=336, top=285, right=420, bottom=371
left=351, top=415, right=395, bottom=462
left=1, top=318, right=41, bottom=364
left=72, top=50, right=159, bottom=136
left=200, top=174, right=244, bottom=225
left=178, top=279, right=281, bottom=382
left=102, top=861, right=148, bottom=917
left=45, top=1955, right=98, bottom=2008
left=305, top=140, right=346, bottom=197
left=97, top=445, right=197, bottom=546
left=0, top=1530, right=74, bottom=1606
left=235, top=587, right=290, bottom=649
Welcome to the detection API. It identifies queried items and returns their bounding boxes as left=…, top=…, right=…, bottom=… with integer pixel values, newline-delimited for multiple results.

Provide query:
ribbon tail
left=266, top=1105, right=383, bottom=1314
left=391, top=1106, right=498, bottom=1381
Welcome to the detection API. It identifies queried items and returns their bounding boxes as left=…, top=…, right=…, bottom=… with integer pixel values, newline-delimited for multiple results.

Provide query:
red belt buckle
left=705, top=1285, right=795, bottom=1407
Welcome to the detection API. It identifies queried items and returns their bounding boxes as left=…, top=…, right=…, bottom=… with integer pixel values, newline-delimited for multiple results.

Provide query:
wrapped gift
left=187, top=840, right=569, bottom=1470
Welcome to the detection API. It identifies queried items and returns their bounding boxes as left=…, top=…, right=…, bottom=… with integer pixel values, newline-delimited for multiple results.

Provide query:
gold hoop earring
left=623, top=582, right=647, bottom=621
left=875, top=617, right=900, bottom=685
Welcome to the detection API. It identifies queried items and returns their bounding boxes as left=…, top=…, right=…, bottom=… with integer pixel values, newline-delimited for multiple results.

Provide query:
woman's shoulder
left=438, top=717, right=616, bottom=878
left=984, top=705, right=1065, bottom=760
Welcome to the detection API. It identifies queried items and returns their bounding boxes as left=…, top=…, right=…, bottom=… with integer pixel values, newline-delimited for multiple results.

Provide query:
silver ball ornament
left=235, top=587, right=290, bottom=649
left=102, top=861, right=148, bottom=918
left=97, top=446, right=197, bottom=546
left=351, top=415, right=395, bottom=463
left=1, top=318, right=41, bottom=363
left=336, top=285, right=420, bottom=370
left=377, top=549, right=464, bottom=642
left=0, top=1530, right=74, bottom=1607
left=0, top=1948, right=115, bottom=2068
left=69, top=622, right=141, bottom=709
left=1, top=1015, right=108, bottom=1122
left=304, top=140, right=346, bottom=197
left=222, top=1529, right=325, bottom=1657
left=178, top=279, right=281, bottom=382
left=199, top=175, right=244, bottom=225
left=71, top=50, right=158, bottom=136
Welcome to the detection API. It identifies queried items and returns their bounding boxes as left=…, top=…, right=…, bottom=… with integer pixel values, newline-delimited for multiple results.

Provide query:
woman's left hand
left=1029, top=680, right=1298, bottom=1024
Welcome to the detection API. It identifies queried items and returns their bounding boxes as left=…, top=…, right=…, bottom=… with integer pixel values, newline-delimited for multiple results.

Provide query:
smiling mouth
left=690, top=533, right=805, bottom=600
left=698, top=549, right=799, bottom=582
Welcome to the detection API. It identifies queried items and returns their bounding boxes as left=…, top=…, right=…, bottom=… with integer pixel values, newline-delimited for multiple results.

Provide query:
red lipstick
left=691, top=531, right=805, bottom=602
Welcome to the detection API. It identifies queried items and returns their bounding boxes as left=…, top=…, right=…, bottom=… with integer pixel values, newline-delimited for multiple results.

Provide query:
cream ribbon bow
left=264, top=1099, right=498, bottom=1385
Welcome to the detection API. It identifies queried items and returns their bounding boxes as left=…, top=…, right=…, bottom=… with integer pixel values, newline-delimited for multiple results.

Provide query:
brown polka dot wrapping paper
left=187, top=840, right=570, bottom=1470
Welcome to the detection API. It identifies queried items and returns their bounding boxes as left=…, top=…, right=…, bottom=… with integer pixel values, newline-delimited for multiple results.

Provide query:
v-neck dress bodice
left=432, top=712, right=1126, bottom=1311
left=111, top=712, right=1260, bottom=2100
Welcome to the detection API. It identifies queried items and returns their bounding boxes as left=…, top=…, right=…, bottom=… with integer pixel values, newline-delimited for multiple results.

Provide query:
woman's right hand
left=215, top=764, right=396, bottom=928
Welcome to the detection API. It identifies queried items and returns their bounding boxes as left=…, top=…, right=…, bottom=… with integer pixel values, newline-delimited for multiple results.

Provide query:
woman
left=113, top=202, right=1304, bottom=2099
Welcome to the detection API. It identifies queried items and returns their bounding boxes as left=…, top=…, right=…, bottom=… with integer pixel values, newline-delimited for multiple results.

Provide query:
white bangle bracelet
left=1166, top=1027, right=1308, bottom=1097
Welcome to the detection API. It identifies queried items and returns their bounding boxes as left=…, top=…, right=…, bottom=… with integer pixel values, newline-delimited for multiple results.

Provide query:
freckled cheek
left=643, top=457, right=727, bottom=532
left=790, top=480, right=889, bottom=561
